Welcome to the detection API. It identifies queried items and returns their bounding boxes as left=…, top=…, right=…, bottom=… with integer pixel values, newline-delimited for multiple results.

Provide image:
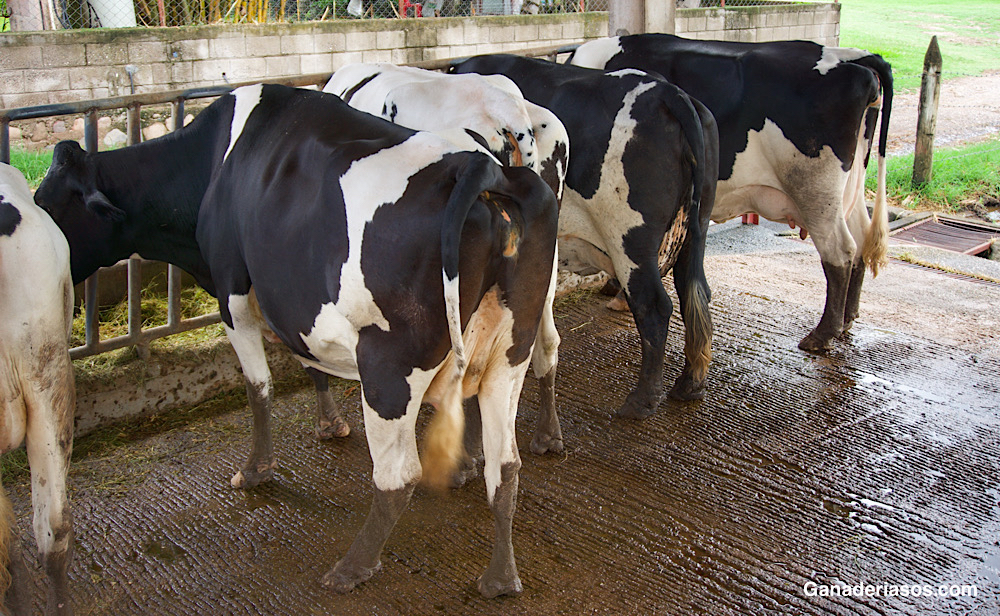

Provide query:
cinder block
left=331, top=51, right=364, bottom=72
left=405, top=27, right=437, bottom=49
left=0, top=71, right=25, bottom=95
left=209, top=36, right=247, bottom=59
left=514, top=24, right=539, bottom=42
left=86, top=44, right=128, bottom=66
left=537, top=22, right=563, bottom=41
left=146, top=63, right=171, bottom=91
left=437, top=26, right=464, bottom=47
left=265, top=55, right=301, bottom=77
left=346, top=30, right=377, bottom=51
left=171, top=39, right=210, bottom=61
left=376, top=30, right=405, bottom=50
left=192, top=59, right=231, bottom=84
left=41, top=43, right=87, bottom=68
left=706, top=14, right=724, bottom=32
left=281, top=34, right=316, bottom=55
left=170, top=61, right=194, bottom=84
left=249, top=36, right=283, bottom=57
left=27, top=68, right=71, bottom=93
left=127, top=41, right=167, bottom=65
left=361, top=49, right=393, bottom=63
left=225, top=57, right=268, bottom=82
left=313, top=32, right=347, bottom=53
left=1, top=92, right=45, bottom=109
left=0, top=45, right=42, bottom=71
left=300, top=53, right=334, bottom=75
left=561, top=21, right=584, bottom=39
left=463, top=22, right=483, bottom=45
left=489, top=26, right=516, bottom=44
left=686, top=15, right=707, bottom=33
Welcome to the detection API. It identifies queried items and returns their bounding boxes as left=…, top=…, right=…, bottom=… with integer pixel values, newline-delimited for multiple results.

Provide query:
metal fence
left=0, top=45, right=575, bottom=360
left=0, top=0, right=824, bottom=34
left=0, top=0, right=608, bottom=32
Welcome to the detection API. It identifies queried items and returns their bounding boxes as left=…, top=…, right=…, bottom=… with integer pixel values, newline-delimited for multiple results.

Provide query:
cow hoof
left=798, top=330, right=834, bottom=353
left=605, top=293, right=630, bottom=312
left=530, top=432, right=564, bottom=455
left=322, top=559, right=382, bottom=593
left=669, top=375, right=705, bottom=401
left=450, top=457, right=480, bottom=488
left=230, top=462, right=276, bottom=489
left=478, top=572, right=523, bottom=599
left=616, top=392, right=660, bottom=419
left=316, top=416, right=351, bottom=440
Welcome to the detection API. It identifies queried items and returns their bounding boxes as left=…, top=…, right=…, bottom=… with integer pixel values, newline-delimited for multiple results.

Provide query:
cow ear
left=85, top=190, right=125, bottom=222
left=52, top=140, right=85, bottom=165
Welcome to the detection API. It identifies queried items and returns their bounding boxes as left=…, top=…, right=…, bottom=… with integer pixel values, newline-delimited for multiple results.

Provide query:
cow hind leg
left=24, top=368, right=75, bottom=616
left=797, top=214, right=857, bottom=352
left=841, top=200, right=873, bottom=334
left=668, top=240, right=713, bottom=401
left=306, top=368, right=350, bottom=440
left=225, top=320, right=277, bottom=489
left=618, top=264, right=672, bottom=418
left=450, top=398, right=482, bottom=489
left=476, top=360, right=526, bottom=598
left=529, top=277, right=563, bottom=455
left=322, top=393, right=423, bottom=593
left=842, top=262, right=865, bottom=333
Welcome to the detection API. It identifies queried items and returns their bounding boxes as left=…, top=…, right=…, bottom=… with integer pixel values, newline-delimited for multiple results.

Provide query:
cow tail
left=423, top=154, right=503, bottom=490
left=660, top=84, right=706, bottom=228
left=0, top=483, right=13, bottom=597
left=856, top=54, right=894, bottom=278
left=664, top=89, right=714, bottom=393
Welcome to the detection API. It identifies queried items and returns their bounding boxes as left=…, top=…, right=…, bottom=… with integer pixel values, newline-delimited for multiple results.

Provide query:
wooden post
left=912, top=36, right=942, bottom=187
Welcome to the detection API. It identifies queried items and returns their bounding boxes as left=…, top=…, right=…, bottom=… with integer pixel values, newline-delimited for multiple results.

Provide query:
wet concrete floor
left=8, top=222, right=1000, bottom=615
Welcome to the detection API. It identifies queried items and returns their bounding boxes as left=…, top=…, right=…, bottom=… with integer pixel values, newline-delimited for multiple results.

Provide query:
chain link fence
left=0, top=0, right=827, bottom=34
left=0, top=0, right=614, bottom=31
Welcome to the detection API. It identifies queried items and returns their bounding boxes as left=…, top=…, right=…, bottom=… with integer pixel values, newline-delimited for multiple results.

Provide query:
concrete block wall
left=0, top=14, right=608, bottom=108
left=677, top=2, right=840, bottom=45
left=0, top=4, right=841, bottom=109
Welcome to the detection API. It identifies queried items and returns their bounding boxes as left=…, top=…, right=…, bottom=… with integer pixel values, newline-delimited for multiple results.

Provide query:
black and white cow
left=35, top=84, right=559, bottom=598
left=324, top=62, right=568, bottom=455
left=1, top=163, right=75, bottom=616
left=453, top=54, right=719, bottom=417
left=571, top=34, right=894, bottom=352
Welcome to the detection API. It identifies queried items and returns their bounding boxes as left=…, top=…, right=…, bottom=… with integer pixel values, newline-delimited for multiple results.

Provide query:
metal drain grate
left=891, top=215, right=1000, bottom=255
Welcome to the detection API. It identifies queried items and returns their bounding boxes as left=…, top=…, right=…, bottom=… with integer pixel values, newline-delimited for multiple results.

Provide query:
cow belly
left=556, top=180, right=644, bottom=282
left=711, top=119, right=848, bottom=227
left=298, top=303, right=364, bottom=380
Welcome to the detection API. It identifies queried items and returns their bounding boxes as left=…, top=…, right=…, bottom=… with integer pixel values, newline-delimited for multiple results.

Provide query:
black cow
left=571, top=34, right=894, bottom=352
left=35, top=83, right=559, bottom=598
left=453, top=54, right=719, bottom=417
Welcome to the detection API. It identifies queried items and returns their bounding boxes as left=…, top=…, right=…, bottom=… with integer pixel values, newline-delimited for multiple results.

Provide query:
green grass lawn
left=867, top=136, right=1000, bottom=211
left=839, top=0, right=1000, bottom=92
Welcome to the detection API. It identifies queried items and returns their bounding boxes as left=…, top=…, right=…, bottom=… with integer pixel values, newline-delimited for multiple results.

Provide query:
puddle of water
left=853, top=370, right=950, bottom=405
left=143, top=535, right=188, bottom=563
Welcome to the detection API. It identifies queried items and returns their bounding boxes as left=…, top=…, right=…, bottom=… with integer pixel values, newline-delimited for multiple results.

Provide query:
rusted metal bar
left=1, top=118, right=9, bottom=165
left=127, top=104, right=143, bottom=145
left=84, top=276, right=99, bottom=350
left=167, top=265, right=183, bottom=327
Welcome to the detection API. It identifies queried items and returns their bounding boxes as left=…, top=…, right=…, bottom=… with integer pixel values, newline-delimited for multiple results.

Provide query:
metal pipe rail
left=0, top=44, right=579, bottom=361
